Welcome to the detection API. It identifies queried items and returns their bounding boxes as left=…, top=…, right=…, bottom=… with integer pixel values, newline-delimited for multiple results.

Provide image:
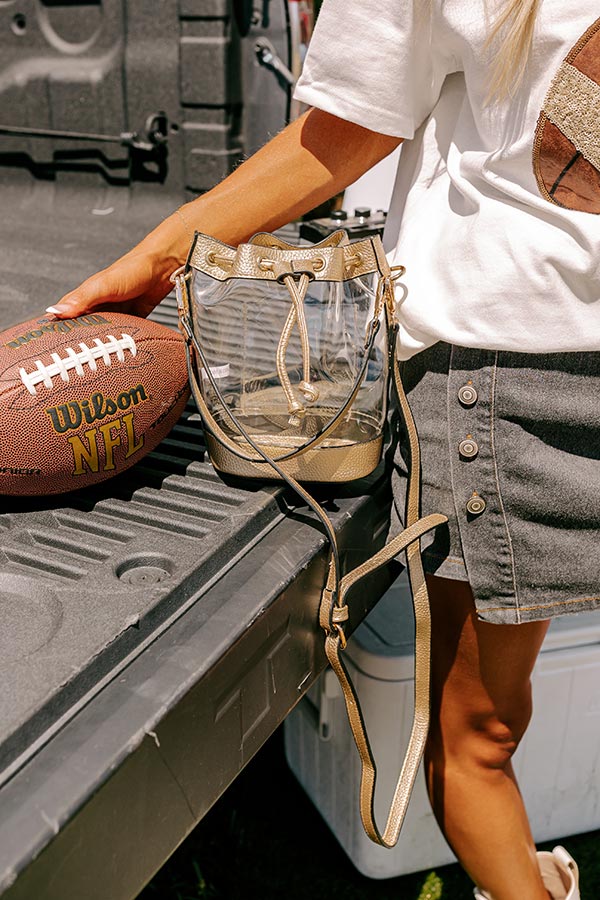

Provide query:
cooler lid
left=539, top=610, right=600, bottom=652
left=346, top=572, right=600, bottom=683
left=345, top=572, right=416, bottom=683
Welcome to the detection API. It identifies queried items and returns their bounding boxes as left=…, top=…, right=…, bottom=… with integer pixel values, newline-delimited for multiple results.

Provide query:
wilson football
left=0, top=311, right=190, bottom=496
left=534, top=18, right=600, bottom=213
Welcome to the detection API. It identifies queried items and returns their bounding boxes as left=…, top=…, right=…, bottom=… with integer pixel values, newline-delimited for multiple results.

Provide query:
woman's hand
left=47, top=110, right=402, bottom=320
left=47, top=211, right=190, bottom=319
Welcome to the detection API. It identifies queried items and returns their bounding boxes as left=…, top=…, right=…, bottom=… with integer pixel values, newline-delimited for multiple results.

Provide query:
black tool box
left=0, top=4, right=392, bottom=898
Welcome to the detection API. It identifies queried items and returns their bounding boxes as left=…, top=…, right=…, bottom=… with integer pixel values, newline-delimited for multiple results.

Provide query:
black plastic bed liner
left=0, top=196, right=393, bottom=899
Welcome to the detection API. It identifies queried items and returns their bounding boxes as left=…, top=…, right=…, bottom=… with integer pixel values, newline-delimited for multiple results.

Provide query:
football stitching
left=18, top=333, right=137, bottom=396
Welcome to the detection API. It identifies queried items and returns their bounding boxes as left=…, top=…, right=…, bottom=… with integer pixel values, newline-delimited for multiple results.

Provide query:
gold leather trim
left=206, top=433, right=383, bottom=482
left=190, top=232, right=380, bottom=283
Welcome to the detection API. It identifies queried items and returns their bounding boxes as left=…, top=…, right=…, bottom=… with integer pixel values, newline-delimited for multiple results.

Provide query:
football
left=534, top=19, right=600, bottom=213
left=0, top=311, right=190, bottom=496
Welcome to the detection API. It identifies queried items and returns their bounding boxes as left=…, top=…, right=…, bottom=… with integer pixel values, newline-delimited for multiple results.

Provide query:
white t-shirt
left=294, top=1, right=600, bottom=359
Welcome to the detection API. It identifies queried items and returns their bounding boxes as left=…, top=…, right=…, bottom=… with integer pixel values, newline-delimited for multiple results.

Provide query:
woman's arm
left=48, top=108, right=402, bottom=318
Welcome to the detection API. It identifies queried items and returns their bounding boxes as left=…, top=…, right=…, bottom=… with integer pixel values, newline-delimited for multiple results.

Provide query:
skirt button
left=458, top=438, right=479, bottom=459
left=458, top=385, right=478, bottom=407
left=466, top=495, right=486, bottom=516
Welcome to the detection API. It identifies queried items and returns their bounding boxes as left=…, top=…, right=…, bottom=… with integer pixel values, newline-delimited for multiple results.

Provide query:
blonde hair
left=486, top=0, right=541, bottom=101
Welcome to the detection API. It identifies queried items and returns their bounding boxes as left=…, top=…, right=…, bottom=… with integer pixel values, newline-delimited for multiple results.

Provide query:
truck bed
left=0, top=195, right=393, bottom=899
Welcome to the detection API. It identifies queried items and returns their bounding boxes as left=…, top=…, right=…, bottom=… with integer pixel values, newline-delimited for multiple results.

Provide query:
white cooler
left=284, top=571, right=600, bottom=879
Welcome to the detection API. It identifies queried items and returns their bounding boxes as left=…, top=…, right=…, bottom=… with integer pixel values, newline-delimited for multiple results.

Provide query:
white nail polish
left=45, top=307, right=61, bottom=314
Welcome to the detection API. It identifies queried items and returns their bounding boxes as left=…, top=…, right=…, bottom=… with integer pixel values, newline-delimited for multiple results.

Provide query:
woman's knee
left=427, top=689, right=534, bottom=772
left=424, top=575, right=548, bottom=773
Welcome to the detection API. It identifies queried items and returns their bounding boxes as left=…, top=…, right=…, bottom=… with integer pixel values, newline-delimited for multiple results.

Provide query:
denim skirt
left=389, top=343, right=600, bottom=625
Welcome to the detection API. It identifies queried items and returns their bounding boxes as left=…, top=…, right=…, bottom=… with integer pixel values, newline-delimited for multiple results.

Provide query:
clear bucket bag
left=173, top=230, right=446, bottom=848
left=179, top=230, right=389, bottom=482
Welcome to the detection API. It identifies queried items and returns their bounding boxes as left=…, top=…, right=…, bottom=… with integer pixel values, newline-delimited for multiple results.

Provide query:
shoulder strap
left=319, top=333, right=444, bottom=847
left=176, top=264, right=447, bottom=848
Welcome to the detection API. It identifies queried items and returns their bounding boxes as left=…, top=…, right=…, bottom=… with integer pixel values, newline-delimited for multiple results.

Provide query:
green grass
left=139, top=730, right=599, bottom=899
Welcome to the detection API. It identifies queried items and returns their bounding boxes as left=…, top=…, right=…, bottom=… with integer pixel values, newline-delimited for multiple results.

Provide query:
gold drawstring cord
left=276, top=273, right=320, bottom=425
left=276, top=300, right=305, bottom=424
left=202, top=247, right=324, bottom=428
left=285, top=274, right=319, bottom=402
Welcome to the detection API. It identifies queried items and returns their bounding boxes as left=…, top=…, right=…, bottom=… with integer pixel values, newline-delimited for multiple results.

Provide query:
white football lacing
left=19, top=333, right=137, bottom=396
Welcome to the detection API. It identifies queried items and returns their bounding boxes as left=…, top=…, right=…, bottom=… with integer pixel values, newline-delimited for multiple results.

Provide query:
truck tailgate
left=0, top=199, right=393, bottom=899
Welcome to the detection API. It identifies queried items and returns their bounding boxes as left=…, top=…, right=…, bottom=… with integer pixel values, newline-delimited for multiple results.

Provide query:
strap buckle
left=169, top=264, right=187, bottom=284
left=376, top=265, right=406, bottom=325
left=330, top=602, right=349, bottom=649
left=170, top=266, right=190, bottom=315
left=332, top=622, right=347, bottom=650
left=171, top=266, right=194, bottom=343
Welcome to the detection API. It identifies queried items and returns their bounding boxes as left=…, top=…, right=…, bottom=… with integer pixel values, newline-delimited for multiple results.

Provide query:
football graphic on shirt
left=533, top=17, right=600, bottom=213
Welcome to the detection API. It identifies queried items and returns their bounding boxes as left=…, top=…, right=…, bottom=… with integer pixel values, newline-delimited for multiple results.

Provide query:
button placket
left=447, top=347, right=517, bottom=609
left=447, top=357, right=490, bottom=526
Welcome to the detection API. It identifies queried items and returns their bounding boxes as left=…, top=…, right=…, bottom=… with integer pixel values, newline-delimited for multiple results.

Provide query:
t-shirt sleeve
left=293, top=0, right=458, bottom=139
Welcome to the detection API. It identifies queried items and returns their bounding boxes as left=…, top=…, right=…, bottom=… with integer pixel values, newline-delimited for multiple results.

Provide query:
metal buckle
left=333, top=623, right=347, bottom=650
left=375, top=265, right=406, bottom=324
left=169, top=264, right=187, bottom=284
left=170, top=266, right=190, bottom=315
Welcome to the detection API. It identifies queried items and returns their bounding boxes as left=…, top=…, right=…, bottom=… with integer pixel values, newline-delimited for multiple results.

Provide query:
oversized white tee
left=294, top=1, right=600, bottom=359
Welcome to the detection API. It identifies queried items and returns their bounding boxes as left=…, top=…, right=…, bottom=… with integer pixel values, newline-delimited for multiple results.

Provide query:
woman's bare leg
left=424, top=574, right=551, bottom=900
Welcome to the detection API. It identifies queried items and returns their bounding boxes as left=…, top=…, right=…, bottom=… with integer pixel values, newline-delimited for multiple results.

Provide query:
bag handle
left=175, top=259, right=447, bottom=849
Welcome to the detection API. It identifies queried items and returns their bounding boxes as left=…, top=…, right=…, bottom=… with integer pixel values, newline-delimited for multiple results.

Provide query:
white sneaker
left=472, top=845, right=580, bottom=900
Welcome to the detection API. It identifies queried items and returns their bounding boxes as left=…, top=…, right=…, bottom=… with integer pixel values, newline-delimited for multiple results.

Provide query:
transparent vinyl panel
left=190, top=270, right=388, bottom=452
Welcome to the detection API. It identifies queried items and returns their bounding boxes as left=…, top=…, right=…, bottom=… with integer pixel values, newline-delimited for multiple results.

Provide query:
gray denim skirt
left=389, top=343, right=600, bottom=626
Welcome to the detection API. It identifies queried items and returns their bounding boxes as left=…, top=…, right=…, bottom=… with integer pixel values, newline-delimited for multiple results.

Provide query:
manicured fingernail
left=45, top=307, right=61, bottom=314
